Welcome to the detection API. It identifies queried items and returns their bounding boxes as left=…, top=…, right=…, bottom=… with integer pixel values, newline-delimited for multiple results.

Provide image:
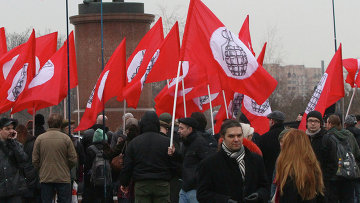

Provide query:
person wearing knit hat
left=168, top=117, right=210, bottom=202
left=239, top=123, right=254, bottom=140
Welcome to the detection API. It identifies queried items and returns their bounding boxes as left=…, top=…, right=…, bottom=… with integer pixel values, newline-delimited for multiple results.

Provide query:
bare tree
left=262, top=25, right=285, bottom=65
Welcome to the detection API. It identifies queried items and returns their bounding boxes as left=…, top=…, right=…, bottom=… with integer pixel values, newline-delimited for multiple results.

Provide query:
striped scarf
left=222, top=142, right=245, bottom=180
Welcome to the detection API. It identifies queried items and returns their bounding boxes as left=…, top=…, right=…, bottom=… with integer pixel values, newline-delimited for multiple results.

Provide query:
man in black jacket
left=168, top=117, right=210, bottom=203
left=0, top=118, right=28, bottom=203
left=120, top=111, right=177, bottom=202
left=255, top=110, right=285, bottom=189
left=197, top=119, right=269, bottom=203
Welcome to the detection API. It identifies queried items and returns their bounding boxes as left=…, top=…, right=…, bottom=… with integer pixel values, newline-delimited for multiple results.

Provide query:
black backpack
left=89, top=145, right=112, bottom=186
left=330, top=135, right=360, bottom=179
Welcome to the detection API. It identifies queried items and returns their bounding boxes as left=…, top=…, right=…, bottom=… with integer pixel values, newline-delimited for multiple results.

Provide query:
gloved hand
left=228, top=199, right=238, bottom=203
left=244, top=193, right=260, bottom=202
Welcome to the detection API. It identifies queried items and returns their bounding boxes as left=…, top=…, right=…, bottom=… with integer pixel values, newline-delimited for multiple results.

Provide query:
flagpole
left=123, top=100, right=126, bottom=134
left=170, top=61, right=182, bottom=147
left=222, top=90, right=229, bottom=119
left=63, top=98, right=67, bottom=120
left=345, top=87, right=357, bottom=118
left=100, top=0, right=107, bottom=198
left=207, top=84, right=215, bottom=135
left=10, top=109, right=13, bottom=118
left=181, top=77, right=187, bottom=117
left=65, top=0, right=71, bottom=136
left=32, top=107, right=35, bottom=137
left=76, top=86, right=80, bottom=136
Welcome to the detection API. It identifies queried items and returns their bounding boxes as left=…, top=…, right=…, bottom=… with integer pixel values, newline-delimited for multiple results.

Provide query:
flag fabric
left=257, top=43, right=267, bottom=65
left=145, top=22, right=180, bottom=83
left=343, top=58, right=360, bottom=88
left=75, top=39, right=126, bottom=131
left=180, top=0, right=277, bottom=104
left=240, top=42, right=271, bottom=135
left=122, top=18, right=164, bottom=108
left=241, top=95, right=271, bottom=135
left=0, top=30, right=36, bottom=113
left=0, top=32, right=57, bottom=87
left=238, top=15, right=255, bottom=56
left=11, top=32, right=77, bottom=114
left=299, top=44, right=344, bottom=130
left=0, top=27, right=7, bottom=57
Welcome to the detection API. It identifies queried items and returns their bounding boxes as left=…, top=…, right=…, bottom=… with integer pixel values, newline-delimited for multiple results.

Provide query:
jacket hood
left=328, top=127, right=351, bottom=141
left=139, top=111, right=160, bottom=134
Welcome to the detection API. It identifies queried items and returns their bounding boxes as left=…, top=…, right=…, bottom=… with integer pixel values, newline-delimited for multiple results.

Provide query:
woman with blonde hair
left=274, top=129, right=324, bottom=202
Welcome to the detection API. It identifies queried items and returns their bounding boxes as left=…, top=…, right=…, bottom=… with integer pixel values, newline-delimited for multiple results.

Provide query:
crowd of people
left=0, top=109, right=360, bottom=203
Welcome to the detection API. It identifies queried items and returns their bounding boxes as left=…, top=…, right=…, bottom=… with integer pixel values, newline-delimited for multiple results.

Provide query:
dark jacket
left=346, top=126, right=360, bottom=148
left=256, top=123, right=285, bottom=184
left=173, top=130, right=211, bottom=192
left=119, top=111, right=177, bottom=186
left=85, top=142, right=112, bottom=172
left=323, top=127, right=360, bottom=181
left=279, top=178, right=325, bottom=203
left=197, top=147, right=269, bottom=203
left=308, top=128, right=327, bottom=174
left=0, top=139, right=28, bottom=197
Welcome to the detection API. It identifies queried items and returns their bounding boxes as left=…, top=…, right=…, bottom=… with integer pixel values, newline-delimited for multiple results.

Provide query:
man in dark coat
left=168, top=117, right=210, bottom=203
left=0, top=118, right=28, bottom=202
left=344, top=114, right=360, bottom=202
left=197, top=119, right=269, bottom=203
left=120, top=111, right=177, bottom=202
left=255, top=110, right=285, bottom=189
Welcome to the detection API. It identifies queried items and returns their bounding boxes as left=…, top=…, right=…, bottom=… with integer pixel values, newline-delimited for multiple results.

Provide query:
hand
left=168, top=145, right=175, bottom=156
left=120, top=185, right=129, bottom=194
left=244, top=193, right=259, bottom=202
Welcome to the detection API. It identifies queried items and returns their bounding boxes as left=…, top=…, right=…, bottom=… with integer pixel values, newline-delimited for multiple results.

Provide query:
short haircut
left=191, top=112, right=207, bottom=131
left=48, top=114, right=64, bottom=128
left=220, top=119, right=241, bottom=136
left=327, top=114, right=342, bottom=130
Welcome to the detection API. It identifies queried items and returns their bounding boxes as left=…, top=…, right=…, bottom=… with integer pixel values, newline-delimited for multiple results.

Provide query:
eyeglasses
left=307, top=119, right=320, bottom=124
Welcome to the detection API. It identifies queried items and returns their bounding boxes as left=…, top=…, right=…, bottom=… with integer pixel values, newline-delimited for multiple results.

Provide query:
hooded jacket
left=119, top=111, right=177, bottom=186
left=323, top=127, right=360, bottom=180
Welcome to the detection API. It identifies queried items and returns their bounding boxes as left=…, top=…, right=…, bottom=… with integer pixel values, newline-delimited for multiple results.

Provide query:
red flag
left=241, top=95, right=271, bottom=135
left=122, top=18, right=164, bottom=107
left=343, top=58, right=360, bottom=88
left=257, top=43, right=267, bottom=66
left=0, top=27, right=7, bottom=56
left=299, top=45, right=344, bottom=130
left=0, top=30, right=36, bottom=113
left=75, top=39, right=126, bottom=131
left=145, top=22, right=180, bottom=83
left=181, top=0, right=277, bottom=104
left=238, top=15, right=255, bottom=56
left=0, top=32, right=57, bottom=87
left=11, top=32, right=76, bottom=114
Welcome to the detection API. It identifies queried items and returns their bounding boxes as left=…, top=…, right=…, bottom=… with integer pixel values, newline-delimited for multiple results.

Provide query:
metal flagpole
left=76, top=86, right=81, bottom=136
left=99, top=0, right=107, bottom=198
left=207, top=85, right=215, bottom=135
left=345, top=87, right=357, bottom=118
left=63, top=99, right=67, bottom=120
left=123, top=100, right=126, bottom=134
left=65, top=0, right=71, bottom=133
left=170, top=61, right=182, bottom=147
left=32, top=108, right=35, bottom=137
left=181, top=77, right=187, bottom=117
left=222, top=90, right=229, bottom=119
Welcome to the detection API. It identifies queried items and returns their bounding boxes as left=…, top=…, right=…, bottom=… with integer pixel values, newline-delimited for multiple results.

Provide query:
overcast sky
left=1, top=0, right=359, bottom=68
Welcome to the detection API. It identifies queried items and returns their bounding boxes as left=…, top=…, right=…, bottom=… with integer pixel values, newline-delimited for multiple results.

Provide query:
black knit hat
left=306, top=111, right=323, bottom=125
left=178, top=117, right=198, bottom=129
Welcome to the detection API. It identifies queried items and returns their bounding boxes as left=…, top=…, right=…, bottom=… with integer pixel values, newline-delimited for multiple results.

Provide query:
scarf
left=222, top=142, right=245, bottom=180
left=306, top=128, right=321, bottom=137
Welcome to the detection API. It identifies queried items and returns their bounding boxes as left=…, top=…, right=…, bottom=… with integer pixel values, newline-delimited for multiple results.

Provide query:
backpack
left=330, top=135, right=360, bottom=179
left=89, top=145, right=112, bottom=186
